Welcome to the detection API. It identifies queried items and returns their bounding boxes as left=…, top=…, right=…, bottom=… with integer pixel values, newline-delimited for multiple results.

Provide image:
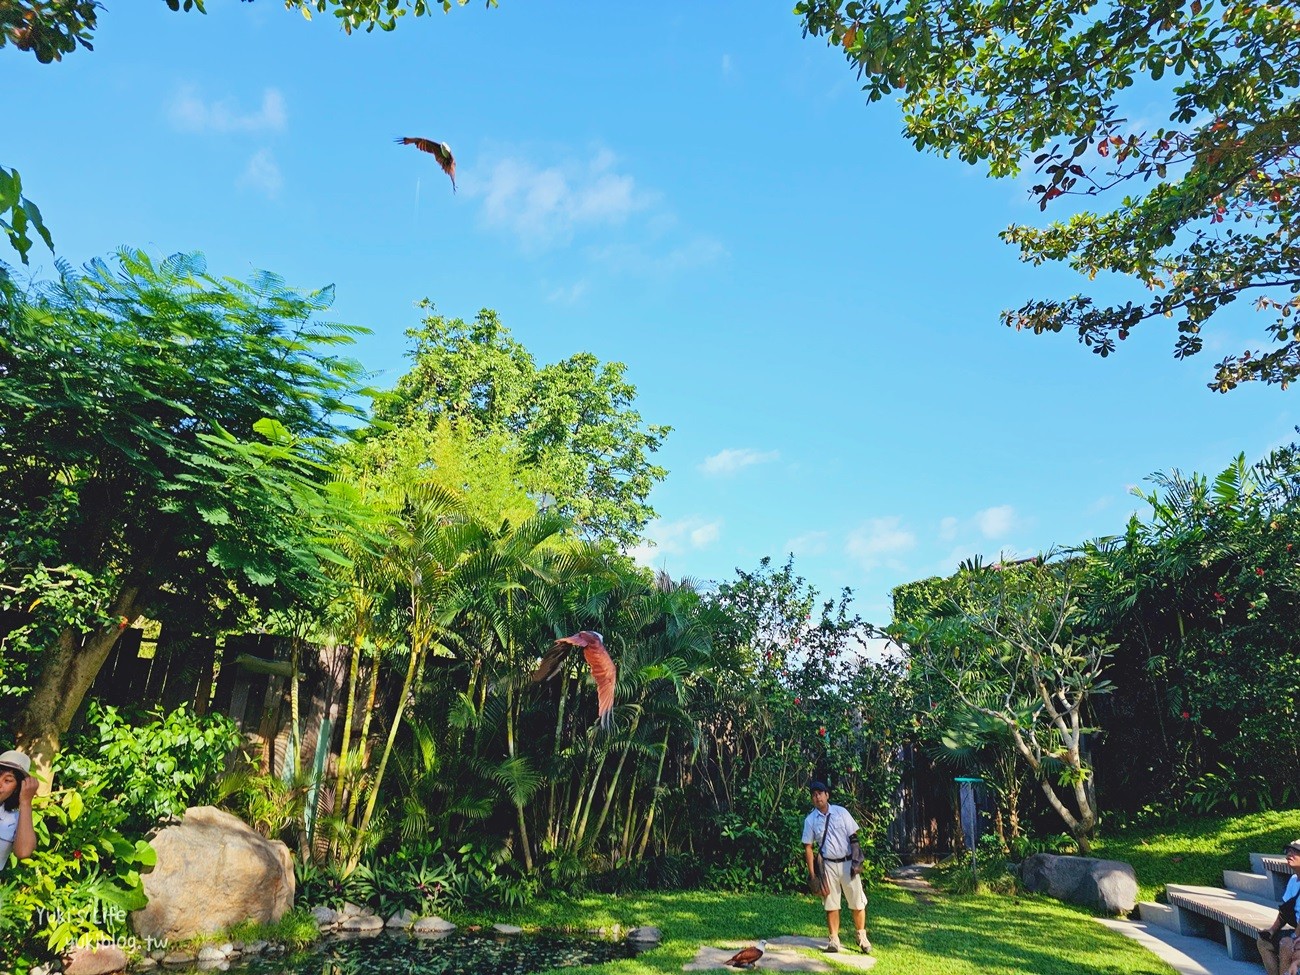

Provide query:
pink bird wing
left=582, top=639, right=617, bottom=728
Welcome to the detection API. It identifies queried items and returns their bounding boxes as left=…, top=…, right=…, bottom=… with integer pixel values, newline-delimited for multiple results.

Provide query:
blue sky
left=7, top=1, right=1295, bottom=622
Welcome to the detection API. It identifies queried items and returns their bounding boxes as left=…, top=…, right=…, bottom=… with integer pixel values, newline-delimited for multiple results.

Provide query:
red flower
left=818, top=726, right=827, bottom=737
left=1256, top=567, right=1265, bottom=576
left=73, top=850, right=83, bottom=860
left=794, top=697, right=802, bottom=705
left=1181, top=711, right=1191, bottom=720
left=1288, top=543, right=1294, bottom=552
left=1213, top=592, right=1225, bottom=604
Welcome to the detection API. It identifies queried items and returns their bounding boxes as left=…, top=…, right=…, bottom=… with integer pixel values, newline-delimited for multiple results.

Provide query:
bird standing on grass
left=395, top=137, right=457, bottom=192
left=529, top=631, right=616, bottom=729
left=723, top=941, right=767, bottom=968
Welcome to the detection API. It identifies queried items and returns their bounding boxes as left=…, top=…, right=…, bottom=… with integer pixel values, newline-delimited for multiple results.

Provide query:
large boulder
left=1019, top=853, right=1138, bottom=914
left=131, top=806, right=294, bottom=941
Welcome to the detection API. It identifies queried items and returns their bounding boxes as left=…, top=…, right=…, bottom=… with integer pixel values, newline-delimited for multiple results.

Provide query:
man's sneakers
left=825, top=933, right=872, bottom=954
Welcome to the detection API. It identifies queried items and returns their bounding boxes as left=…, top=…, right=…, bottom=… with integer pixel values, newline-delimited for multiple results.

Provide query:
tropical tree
left=699, top=556, right=911, bottom=886
left=0, top=249, right=370, bottom=778
left=372, top=304, right=670, bottom=547
left=798, top=0, right=1300, bottom=390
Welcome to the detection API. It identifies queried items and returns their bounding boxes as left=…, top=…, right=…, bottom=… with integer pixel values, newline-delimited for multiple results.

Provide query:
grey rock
left=196, top=947, right=225, bottom=962
left=134, top=959, right=158, bottom=970
left=339, top=902, right=365, bottom=918
left=244, top=941, right=268, bottom=955
left=627, top=926, right=662, bottom=943
left=339, top=914, right=384, bottom=932
left=311, top=906, right=340, bottom=927
left=1019, top=853, right=1138, bottom=914
left=492, top=923, right=523, bottom=935
left=160, top=952, right=197, bottom=966
left=386, top=910, right=416, bottom=929
left=411, top=917, right=456, bottom=933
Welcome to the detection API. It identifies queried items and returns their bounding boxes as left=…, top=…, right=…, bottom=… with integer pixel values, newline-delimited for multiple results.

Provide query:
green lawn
left=459, top=885, right=1175, bottom=975
left=1093, top=808, right=1300, bottom=902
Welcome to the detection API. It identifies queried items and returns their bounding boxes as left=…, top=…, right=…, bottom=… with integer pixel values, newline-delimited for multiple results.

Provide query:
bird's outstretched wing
left=530, top=639, right=573, bottom=683
left=532, top=631, right=617, bottom=728
left=582, top=639, right=616, bottom=729
left=395, top=137, right=457, bottom=192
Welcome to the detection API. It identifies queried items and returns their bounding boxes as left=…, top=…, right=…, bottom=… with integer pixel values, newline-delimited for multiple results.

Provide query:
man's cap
left=0, top=750, right=30, bottom=775
left=1285, top=839, right=1300, bottom=854
left=809, top=780, right=830, bottom=793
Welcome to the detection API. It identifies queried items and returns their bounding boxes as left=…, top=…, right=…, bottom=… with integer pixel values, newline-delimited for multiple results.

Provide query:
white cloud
left=239, top=149, right=283, bottom=198
left=627, top=516, right=722, bottom=566
left=690, top=522, right=720, bottom=547
left=939, top=516, right=959, bottom=541
left=169, top=86, right=287, bottom=134
left=699, top=447, right=780, bottom=476
left=1087, top=495, right=1113, bottom=515
left=845, top=517, right=916, bottom=570
left=468, top=145, right=726, bottom=274
left=590, top=235, right=728, bottom=275
left=470, top=147, right=652, bottom=250
left=546, top=280, right=589, bottom=304
left=785, top=531, right=829, bottom=557
left=975, top=504, right=1016, bottom=539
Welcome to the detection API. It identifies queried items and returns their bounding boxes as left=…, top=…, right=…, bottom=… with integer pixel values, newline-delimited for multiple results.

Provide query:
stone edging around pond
left=309, top=902, right=661, bottom=946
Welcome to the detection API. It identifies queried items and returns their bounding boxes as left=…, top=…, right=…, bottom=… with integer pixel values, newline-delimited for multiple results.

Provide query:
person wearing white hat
left=1258, top=839, right=1300, bottom=975
left=0, top=749, right=37, bottom=871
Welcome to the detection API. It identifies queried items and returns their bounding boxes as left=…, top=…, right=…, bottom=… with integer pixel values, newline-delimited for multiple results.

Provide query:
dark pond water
left=225, top=932, right=640, bottom=975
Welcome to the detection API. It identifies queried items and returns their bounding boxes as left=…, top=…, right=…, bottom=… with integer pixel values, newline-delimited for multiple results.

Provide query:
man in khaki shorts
left=802, top=780, right=870, bottom=954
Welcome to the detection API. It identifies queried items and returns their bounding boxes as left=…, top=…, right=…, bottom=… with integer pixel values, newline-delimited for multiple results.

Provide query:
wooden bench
left=1166, top=883, right=1276, bottom=962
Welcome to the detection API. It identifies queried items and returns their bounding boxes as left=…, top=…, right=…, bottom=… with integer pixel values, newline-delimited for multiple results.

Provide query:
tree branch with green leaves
left=798, top=0, right=1300, bottom=390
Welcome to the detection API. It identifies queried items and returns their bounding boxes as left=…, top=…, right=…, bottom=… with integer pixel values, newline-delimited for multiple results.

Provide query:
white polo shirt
left=801, top=804, right=859, bottom=859
left=0, top=806, right=18, bottom=872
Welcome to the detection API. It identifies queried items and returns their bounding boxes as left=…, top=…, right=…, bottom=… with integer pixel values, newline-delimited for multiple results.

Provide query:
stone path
left=685, top=937, right=876, bottom=972
left=1096, top=919, right=1263, bottom=975
left=882, top=864, right=938, bottom=904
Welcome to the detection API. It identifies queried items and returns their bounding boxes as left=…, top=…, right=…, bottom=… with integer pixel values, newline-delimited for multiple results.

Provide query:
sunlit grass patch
left=456, top=885, right=1173, bottom=975
left=1095, top=809, right=1300, bottom=902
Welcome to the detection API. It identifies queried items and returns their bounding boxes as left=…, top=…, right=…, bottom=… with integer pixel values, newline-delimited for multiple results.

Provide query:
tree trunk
left=16, top=586, right=141, bottom=789
left=346, top=642, right=383, bottom=827
left=346, top=641, right=420, bottom=872
left=333, top=631, right=363, bottom=828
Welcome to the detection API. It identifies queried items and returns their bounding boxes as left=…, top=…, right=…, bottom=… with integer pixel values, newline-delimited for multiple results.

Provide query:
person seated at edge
left=802, top=779, right=871, bottom=954
left=1260, top=840, right=1300, bottom=975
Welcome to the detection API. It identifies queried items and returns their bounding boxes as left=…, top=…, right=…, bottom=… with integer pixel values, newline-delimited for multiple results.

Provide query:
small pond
left=206, top=932, right=642, bottom=975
